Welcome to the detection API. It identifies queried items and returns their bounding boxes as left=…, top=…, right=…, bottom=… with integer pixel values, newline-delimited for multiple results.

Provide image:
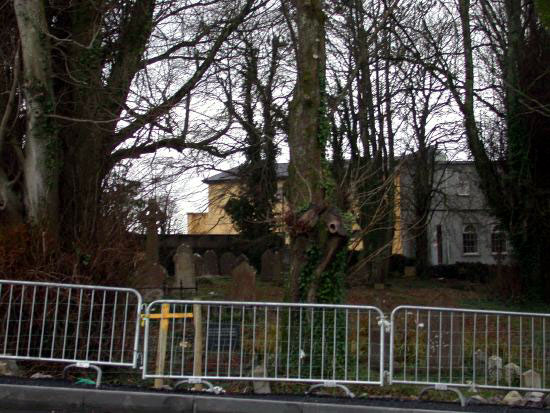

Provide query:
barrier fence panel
left=390, top=305, right=550, bottom=393
left=0, top=280, right=142, bottom=369
left=142, top=300, right=385, bottom=388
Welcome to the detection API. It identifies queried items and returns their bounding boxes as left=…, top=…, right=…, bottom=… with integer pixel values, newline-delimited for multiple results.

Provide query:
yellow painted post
left=154, top=303, right=170, bottom=388
left=193, top=300, right=203, bottom=391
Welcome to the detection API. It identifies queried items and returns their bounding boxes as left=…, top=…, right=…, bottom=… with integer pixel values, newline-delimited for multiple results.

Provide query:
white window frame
left=462, top=224, right=479, bottom=255
left=491, top=224, right=508, bottom=255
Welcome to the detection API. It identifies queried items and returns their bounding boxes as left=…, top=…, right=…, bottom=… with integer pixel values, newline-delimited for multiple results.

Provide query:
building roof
left=202, top=158, right=474, bottom=184
left=203, top=163, right=289, bottom=184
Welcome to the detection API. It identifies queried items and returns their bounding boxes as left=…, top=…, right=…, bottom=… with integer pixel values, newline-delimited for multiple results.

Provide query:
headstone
left=230, top=258, right=256, bottom=301
left=504, top=362, right=521, bottom=384
left=260, top=249, right=282, bottom=282
left=488, top=355, right=502, bottom=379
left=173, top=244, right=196, bottom=289
left=522, top=369, right=542, bottom=388
left=203, top=250, right=219, bottom=276
left=193, top=253, right=204, bottom=277
left=219, top=252, right=237, bottom=276
left=252, top=364, right=271, bottom=394
left=134, top=262, right=168, bottom=302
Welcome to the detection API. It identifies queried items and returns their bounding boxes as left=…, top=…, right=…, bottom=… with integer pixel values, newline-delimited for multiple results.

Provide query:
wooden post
left=154, top=303, right=170, bottom=388
left=192, top=300, right=203, bottom=390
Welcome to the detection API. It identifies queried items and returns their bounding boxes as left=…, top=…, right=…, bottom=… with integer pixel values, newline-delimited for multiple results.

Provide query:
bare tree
left=7, top=0, right=261, bottom=247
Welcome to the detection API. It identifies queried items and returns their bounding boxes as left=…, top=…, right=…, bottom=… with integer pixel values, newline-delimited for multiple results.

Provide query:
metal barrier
left=0, top=280, right=143, bottom=386
left=142, top=300, right=386, bottom=395
left=390, top=305, right=550, bottom=405
left=3, top=276, right=549, bottom=405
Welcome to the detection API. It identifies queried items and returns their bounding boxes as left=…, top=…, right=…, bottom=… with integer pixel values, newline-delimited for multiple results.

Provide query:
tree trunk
left=287, top=0, right=347, bottom=303
left=14, top=0, right=60, bottom=237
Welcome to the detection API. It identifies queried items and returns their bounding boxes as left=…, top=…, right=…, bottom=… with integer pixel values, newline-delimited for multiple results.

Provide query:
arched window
left=463, top=224, right=478, bottom=254
left=491, top=224, right=507, bottom=254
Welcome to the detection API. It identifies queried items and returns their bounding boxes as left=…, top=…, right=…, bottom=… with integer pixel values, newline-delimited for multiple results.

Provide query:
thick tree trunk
left=14, top=0, right=60, bottom=236
left=287, top=0, right=347, bottom=303
left=58, top=128, right=109, bottom=244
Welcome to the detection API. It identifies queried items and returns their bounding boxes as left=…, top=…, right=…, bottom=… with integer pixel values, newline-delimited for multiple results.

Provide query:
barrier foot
left=63, top=363, right=102, bottom=388
left=307, top=382, right=355, bottom=398
left=174, top=378, right=224, bottom=394
left=419, top=385, right=467, bottom=407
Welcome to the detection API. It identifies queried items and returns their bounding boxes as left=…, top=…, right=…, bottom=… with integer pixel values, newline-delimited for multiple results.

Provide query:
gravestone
left=504, top=362, right=521, bottom=384
left=230, top=258, right=256, bottom=301
left=522, top=369, right=542, bottom=388
left=193, top=253, right=204, bottom=277
left=203, top=250, right=219, bottom=276
left=260, top=249, right=275, bottom=280
left=173, top=244, right=195, bottom=289
left=219, top=252, right=237, bottom=276
left=488, top=355, right=503, bottom=379
left=134, top=262, right=168, bottom=302
left=260, top=249, right=283, bottom=282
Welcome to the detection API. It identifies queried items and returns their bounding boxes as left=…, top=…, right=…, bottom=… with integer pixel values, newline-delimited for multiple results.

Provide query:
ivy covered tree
left=285, top=0, right=349, bottom=304
left=2, top=0, right=258, bottom=250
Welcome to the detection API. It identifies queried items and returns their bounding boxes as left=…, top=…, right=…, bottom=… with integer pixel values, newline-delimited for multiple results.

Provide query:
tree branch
left=112, top=0, right=257, bottom=146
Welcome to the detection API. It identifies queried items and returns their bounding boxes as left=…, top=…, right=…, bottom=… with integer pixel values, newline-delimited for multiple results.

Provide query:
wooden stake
left=154, top=303, right=170, bottom=388
left=193, top=300, right=203, bottom=391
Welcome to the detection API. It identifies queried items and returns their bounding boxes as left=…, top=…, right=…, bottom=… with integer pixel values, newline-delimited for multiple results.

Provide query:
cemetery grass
left=196, top=275, right=491, bottom=311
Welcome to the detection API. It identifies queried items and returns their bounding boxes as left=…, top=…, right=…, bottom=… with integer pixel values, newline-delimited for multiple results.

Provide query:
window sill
left=463, top=252, right=480, bottom=256
left=491, top=252, right=508, bottom=256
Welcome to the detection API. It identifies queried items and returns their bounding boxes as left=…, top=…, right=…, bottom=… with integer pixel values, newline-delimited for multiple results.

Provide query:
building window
left=457, top=173, right=470, bottom=196
left=463, top=224, right=478, bottom=254
left=491, top=225, right=507, bottom=255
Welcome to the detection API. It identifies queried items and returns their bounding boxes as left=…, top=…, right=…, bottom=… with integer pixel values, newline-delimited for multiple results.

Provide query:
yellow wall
left=188, top=175, right=403, bottom=256
left=187, top=181, right=288, bottom=235
left=187, top=182, right=240, bottom=234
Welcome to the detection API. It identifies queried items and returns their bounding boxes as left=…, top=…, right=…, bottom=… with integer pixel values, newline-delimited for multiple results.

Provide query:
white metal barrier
left=2, top=277, right=549, bottom=405
left=142, top=300, right=386, bottom=395
left=0, top=279, right=143, bottom=386
left=390, top=305, right=550, bottom=405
